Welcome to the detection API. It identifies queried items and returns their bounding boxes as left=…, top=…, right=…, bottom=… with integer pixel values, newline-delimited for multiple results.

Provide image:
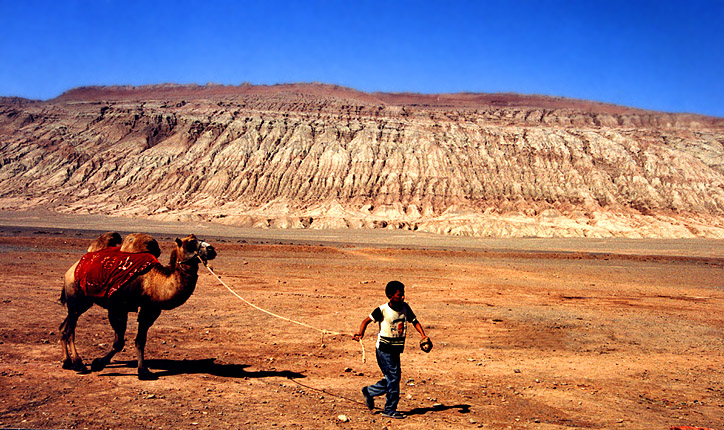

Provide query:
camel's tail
left=58, top=288, right=67, bottom=332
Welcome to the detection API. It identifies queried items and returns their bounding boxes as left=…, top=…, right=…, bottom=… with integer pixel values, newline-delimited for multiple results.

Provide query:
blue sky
left=1, top=0, right=722, bottom=116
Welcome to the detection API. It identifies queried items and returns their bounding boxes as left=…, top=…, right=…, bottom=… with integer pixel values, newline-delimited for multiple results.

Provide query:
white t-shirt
left=370, top=302, right=417, bottom=353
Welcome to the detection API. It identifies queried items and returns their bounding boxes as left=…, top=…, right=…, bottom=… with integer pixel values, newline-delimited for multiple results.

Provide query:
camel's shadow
left=404, top=403, right=471, bottom=416
left=101, top=358, right=306, bottom=380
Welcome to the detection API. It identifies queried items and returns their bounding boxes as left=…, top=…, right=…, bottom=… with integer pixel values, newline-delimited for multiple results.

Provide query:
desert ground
left=1, top=211, right=723, bottom=430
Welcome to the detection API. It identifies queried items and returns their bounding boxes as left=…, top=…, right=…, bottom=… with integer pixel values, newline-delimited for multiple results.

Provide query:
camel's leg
left=60, top=319, right=72, bottom=367
left=60, top=262, right=91, bottom=372
left=135, top=306, right=161, bottom=380
left=91, top=309, right=128, bottom=372
left=60, top=303, right=92, bottom=373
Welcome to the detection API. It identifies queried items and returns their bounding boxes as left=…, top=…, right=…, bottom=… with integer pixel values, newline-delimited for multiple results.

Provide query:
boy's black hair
left=385, top=280, right=405, bottom=298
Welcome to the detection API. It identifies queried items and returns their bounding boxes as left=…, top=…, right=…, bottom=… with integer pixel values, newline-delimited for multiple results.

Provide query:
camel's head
left=175, top=234, right=217, bottom=265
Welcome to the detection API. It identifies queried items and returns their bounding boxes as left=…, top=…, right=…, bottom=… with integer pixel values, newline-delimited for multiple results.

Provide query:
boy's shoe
left=361, top=387, right=374, bottom=410
left=382, top=411, right=406, bottom=419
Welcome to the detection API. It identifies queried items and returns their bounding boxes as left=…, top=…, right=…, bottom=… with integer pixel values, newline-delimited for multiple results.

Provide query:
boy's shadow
left=404, top=403, right=471, bottom=416
left=101, top=358, right=305, bottom=380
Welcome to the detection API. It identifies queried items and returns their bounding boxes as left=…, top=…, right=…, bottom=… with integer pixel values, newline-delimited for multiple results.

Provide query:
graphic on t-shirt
left=391, top=317, right=406, bottom=337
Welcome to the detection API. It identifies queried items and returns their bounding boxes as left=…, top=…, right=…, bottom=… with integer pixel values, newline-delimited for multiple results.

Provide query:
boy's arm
left=352, top=316, right=373, bottom=341
left=413, top=320, right=428, bottom=339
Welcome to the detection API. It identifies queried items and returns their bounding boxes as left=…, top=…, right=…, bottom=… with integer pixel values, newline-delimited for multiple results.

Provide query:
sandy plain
left=0, top=210, right=723, bottom=430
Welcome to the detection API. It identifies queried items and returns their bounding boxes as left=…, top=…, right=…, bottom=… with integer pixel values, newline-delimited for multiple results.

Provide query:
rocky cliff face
left=1, top=83, right=723, bottom=238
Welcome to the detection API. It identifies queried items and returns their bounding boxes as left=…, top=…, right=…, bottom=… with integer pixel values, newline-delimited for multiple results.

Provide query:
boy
left=352, top=280, right=430, bottom=419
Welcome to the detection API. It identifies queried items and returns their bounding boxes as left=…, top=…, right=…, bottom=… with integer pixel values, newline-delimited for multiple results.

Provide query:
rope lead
left=201, top=260, right=365, bottom=362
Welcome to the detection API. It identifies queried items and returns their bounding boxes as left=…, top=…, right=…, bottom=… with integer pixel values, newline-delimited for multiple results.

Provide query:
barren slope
left=1, top=83, right=723, bottom=238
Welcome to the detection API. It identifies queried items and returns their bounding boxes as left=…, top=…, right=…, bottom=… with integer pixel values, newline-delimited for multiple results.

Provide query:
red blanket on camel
left=75, top=247, right=160, bottom=298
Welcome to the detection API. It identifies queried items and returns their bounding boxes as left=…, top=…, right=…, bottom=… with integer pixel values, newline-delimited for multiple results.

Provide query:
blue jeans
left=367, top=348, right=401, bottom=414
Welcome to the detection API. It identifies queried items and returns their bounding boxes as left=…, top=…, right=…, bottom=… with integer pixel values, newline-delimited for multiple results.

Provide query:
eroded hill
left=1, top=83, right=723, bottom=238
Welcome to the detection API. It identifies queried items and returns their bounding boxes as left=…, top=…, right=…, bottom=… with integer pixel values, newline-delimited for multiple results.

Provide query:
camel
left=60, top=232, right=217, bottom=380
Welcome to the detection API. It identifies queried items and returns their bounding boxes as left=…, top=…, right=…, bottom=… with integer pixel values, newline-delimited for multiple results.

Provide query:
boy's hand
left=420, top=336, right=433, bottom=353
left=352, top=333, right=362, bottom=341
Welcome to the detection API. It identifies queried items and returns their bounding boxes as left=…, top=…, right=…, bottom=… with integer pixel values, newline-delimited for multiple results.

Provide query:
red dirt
left=1, top=226, right=723, bottom=429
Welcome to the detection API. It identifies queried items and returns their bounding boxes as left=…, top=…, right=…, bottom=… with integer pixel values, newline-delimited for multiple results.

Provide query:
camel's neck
left=149, top=249, right=199, bottom=308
